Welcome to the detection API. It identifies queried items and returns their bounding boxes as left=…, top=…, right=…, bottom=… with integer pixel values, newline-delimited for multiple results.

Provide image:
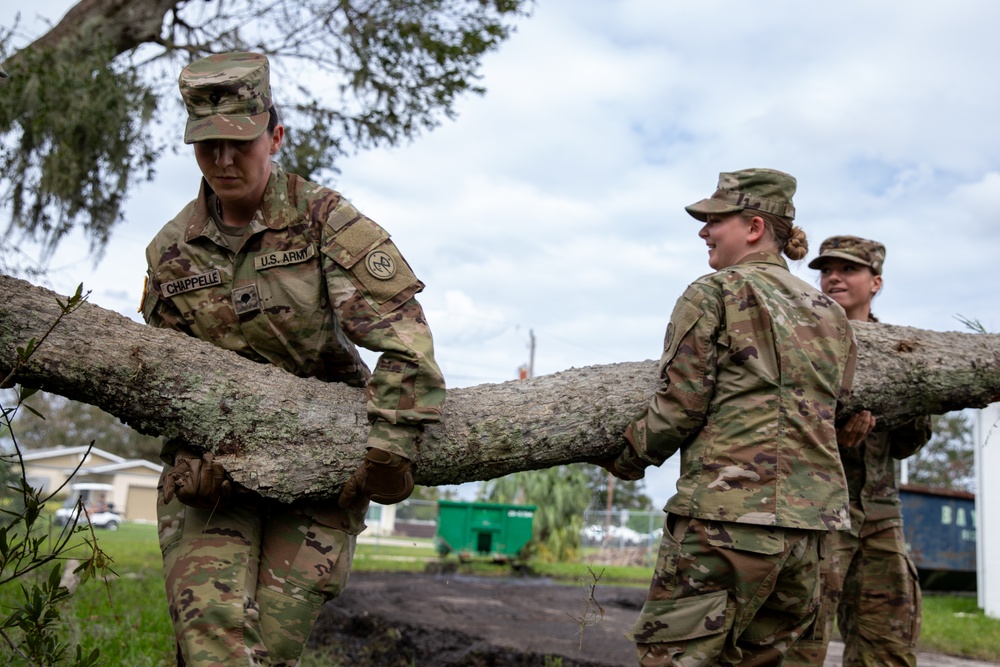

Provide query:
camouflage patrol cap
left=808, top=235, right=886, bottom=275
left=179, top=52, right=272, bottom=144
left=685, top=168, right=797, bottom=222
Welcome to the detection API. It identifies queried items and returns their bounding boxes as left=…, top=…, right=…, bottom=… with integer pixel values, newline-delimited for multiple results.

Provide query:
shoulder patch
left=364, top=249, right=396, bottom=280
left=347, top=240, right=422, bottom=313
left=322, top=216, right=390, bottom=269
left=139, top=274, right=161, bottom=323
left=325, top=199, right=362, bottom=232
left=138, top=275, right=149, bottom=314
left=337, top=217, right=387, bottom=257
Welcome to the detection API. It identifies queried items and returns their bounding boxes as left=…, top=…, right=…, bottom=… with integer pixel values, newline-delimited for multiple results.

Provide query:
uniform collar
left=731, top=250, right=788, bottom=270
left=185, top=162, right=291, bottom=243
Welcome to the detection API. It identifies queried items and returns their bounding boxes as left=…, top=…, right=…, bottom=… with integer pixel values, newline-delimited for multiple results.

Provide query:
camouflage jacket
left=622, top=251, right=857, bottom=531
left=142, top=164, right=446, bottom=461
left=842, top=416, right=931, bottom=537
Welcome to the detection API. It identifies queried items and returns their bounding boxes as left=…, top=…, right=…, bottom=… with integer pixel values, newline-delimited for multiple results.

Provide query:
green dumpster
left=435, top=500, right=536, bottom=561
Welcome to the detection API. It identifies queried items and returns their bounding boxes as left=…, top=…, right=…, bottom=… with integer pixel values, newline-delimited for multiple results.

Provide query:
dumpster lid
left=437, top=499, right=537, bottom=511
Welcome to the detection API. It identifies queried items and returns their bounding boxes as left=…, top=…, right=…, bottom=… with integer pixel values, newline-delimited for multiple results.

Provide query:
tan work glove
left=162, top=448, right=233, bottom=510
left=589, top=422, right=648, bottom=481
left=338, top=448, right=414, bottom=508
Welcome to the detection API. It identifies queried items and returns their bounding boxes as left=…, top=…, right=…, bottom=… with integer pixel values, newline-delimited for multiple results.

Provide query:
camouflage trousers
left=785, top=525, right=921, bottom=667
left=157, top=475, right=360, bottom=667
left=630, top=514, right=822, bottom=667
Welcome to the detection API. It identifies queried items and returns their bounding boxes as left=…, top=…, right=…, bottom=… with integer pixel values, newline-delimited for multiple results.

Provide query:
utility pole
left=605, top=472, right=615, bottom=534
left=528, top=328, right=536, bottom=379
left=518, top=329, right=536, bottom=380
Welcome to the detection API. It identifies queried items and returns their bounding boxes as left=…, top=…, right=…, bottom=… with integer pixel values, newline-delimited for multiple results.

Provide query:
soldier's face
left=194, top=127, right=283, bottom=209
left=818, top=258, right=881, bottom=321
left=699, top=213, right=750, bottom=270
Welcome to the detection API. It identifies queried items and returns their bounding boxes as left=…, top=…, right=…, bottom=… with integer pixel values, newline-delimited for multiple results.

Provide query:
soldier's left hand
left=588, top=423, right=648, bottom=480
left=339, top=448, right=414, bottom=508
left=163, top=449, right=234, bottom=509
left=837, top=410, right=876, bottom=449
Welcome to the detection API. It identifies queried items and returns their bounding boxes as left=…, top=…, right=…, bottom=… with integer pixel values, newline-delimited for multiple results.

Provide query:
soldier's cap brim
left=684, top=197, right=745, bottom=222
left=184, top=110, right=269, bottom=144
left=807, top=251, right=878, bottom=272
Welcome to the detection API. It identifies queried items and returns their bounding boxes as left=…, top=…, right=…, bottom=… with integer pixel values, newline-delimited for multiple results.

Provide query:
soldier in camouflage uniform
left=785, top=237, right=929, bottom=667
left=596, top=169, right=857, bottom=666
left=140, top=52, right=446, bottom=666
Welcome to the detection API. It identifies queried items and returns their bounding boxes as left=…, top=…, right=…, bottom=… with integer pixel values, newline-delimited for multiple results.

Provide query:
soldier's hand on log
left=163, top=448, right=233, bottom=509
left=837, top=410, right=876, bottom=449
left=588, top=423, right=647, bottom=481
left=338, top=448, right=414, bottom=508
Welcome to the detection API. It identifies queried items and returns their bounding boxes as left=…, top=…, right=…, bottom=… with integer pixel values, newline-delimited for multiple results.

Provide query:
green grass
left=919, top=594, right=1000, bottom=662
left=3, top=524, right=999, bottom=664
left=529, top=560, right=652, bottom=587
left=0, top=522, right=174, bottom=667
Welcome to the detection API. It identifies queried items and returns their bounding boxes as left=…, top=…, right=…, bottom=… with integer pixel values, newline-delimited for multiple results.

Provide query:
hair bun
left=784, top=226, right=809, bottom=261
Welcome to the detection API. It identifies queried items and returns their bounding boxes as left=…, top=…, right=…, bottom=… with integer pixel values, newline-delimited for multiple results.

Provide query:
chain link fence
left=580, top=508, right=665, bottom=567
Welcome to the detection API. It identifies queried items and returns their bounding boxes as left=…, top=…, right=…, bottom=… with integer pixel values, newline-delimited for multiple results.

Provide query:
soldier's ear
left=746, top=215, right=766, bottom=243
left=269, top=125, right=284, bottom=155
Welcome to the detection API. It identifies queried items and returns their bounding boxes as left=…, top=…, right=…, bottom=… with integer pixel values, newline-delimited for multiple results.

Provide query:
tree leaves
left=0, top=41, right=160, bottom=260
left=0, top=0, right=531, bottom=260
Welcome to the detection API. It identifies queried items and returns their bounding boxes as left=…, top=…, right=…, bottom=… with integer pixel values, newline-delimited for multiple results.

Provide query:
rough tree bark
left=2, top=274, right=998, bottom=503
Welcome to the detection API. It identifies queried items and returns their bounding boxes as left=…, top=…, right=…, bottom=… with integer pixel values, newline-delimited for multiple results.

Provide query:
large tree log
left=1, top=274, right=998, bottom=503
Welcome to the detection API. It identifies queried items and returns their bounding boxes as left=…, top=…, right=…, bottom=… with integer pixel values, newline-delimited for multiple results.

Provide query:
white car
left=54, top=505, right=121, bottom=530
left=54, top=482, right=122, bottom=531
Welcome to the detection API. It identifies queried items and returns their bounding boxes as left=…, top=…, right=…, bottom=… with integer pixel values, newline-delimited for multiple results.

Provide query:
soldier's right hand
left=162, top=448, right=233, bottom=509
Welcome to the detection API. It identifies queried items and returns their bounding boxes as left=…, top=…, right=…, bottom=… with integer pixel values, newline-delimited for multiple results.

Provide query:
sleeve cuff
left=613, top=444, right=648, bottom=481
left=367, top=421, right=421, bottom=459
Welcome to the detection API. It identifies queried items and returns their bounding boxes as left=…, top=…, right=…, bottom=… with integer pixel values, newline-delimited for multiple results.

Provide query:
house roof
left=20, top=446, right=160, bottom=475
left=84, top=460, right=162, bottom=475
left=20, top=445, right=126, bottom=463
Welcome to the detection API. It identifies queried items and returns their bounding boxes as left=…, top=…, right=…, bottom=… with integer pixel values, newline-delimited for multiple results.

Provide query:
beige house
left=21, top=446, right=399, bottom=530
left=22, top=446, right=162, bottom=523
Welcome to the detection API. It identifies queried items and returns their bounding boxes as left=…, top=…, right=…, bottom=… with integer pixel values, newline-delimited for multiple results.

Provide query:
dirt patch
left=306, top=572, right=993, bottom=667
left=307, top=571, right=645, bottom=666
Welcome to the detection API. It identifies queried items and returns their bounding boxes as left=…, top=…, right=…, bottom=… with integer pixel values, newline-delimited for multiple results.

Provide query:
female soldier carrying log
left=141, top=52, right=445, bottom=666
left=597, top=168, right=857, bottom=666
left=785, top=236, right=930, bottom=667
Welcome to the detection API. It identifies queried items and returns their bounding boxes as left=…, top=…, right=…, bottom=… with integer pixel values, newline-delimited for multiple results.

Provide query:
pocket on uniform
left=664, top=512, right=690, bottom=545
left=311, top=502, right=368, bottom=536
left=629, top=589, right=731, bottom=643
left=156, top=468, right=185, bottom=554
left=704, top=521, right=785, bottom=555
left=264, top=515, right=356, bottom=604
left=903, top=549, right=922, bottom=644
left=649, top=514, right=687, bottom=594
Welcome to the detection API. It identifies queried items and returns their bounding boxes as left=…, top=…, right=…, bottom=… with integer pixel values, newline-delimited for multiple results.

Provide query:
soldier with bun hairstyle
left=597, top=169, right=857, bottom=665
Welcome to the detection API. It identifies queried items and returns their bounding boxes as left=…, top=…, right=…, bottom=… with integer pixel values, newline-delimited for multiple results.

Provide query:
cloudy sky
left=4, top=1, right=1000, bottom=508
